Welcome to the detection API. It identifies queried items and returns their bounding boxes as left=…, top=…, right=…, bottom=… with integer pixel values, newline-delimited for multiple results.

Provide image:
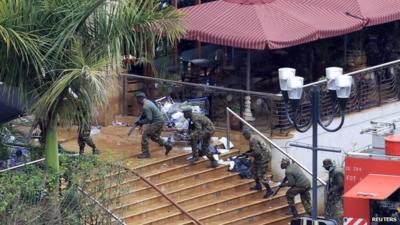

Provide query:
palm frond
left=31, top=40, right=117, bottom=128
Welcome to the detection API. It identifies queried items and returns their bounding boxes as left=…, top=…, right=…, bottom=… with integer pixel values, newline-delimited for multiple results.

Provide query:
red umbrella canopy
left=180, top=0, right=400, bottom=50
left=358, top=0, right=400, bottom=26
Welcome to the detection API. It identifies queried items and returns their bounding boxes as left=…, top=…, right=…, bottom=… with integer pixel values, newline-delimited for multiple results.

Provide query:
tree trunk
left=45, top=119, right=59, bottom=173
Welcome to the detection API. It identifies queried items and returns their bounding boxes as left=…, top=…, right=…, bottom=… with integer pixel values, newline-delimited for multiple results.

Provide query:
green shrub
left=0, top=155, right=130, bottom=224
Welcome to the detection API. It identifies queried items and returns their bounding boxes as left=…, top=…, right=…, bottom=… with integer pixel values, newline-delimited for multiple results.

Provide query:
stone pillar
left=243, top=95, right=255, bottom=121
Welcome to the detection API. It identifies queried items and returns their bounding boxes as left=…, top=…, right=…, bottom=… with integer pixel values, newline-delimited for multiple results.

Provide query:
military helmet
left=322, top=159, right=333, bottom=167
left=135, top=92, right=146, bottom=98
left=242, top=128, right=252, bottom=136
left=281, top=158, right=290, bottom=167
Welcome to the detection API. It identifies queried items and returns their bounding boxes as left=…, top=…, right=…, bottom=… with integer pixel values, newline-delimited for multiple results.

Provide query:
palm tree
left=0, top=0, right=185, bottom=172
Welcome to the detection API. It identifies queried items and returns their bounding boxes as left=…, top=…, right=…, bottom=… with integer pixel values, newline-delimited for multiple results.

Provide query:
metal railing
left=225, top=107, right=326, bottom=186
left=118, top=59, right=400, bottom=134
left=78, top=187, right=127, bottom=225
left=0, top=154, right=127, bottom=225
left=270, top=60, right=400, bottom=134
left=303, top=59, right=400, bottom=87
left=0, top=158, right=45, bottom=173
left=126, top=167, right=203, bottom=225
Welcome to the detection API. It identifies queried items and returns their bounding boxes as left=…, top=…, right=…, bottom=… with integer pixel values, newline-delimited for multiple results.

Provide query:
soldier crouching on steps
left=181, top=106, right=218, bottom=168
left=134, top=92, right=173, bottom=159
left=241, top=128, right=274, bottom=198
left=280, top=158, right=312, bottom=217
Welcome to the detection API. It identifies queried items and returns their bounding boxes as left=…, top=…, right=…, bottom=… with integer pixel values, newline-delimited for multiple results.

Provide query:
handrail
left=226, top=107, right=327, bottom=186
left=0, top=153, right=81, bottom=174
left=118, top=72, right=278, bottom=98
left=120, top=58, right=400, bottom=98
left=0, top=158, right=45, bottom=173
left=0, top=155, right=127, bottom=224
left=126, top=167, right=204, bottom=225
left=78, top=187, right=127, bottom=225
left=303, top=58, right=400, bottom=88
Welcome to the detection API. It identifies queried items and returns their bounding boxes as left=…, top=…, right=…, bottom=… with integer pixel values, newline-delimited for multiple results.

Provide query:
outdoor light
left=278, top=67, right=296, bottom=91
left=279, top=67, right=296, bottom=102
left=278, top=67, right=353, bottom=221
left=335, top=75, right=353, bottom=99
left=325, top=67, right=343, bottom=91
left=287, top=76, right=304, bottom=100
left=325, top=67, right=343, bottom=103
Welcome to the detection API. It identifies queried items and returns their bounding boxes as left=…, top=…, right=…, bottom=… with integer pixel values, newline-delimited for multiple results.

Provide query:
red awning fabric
left=344, top=174, right=400, bottom=200
left=359, top=0, right=400, bottom=26
left=180, top=0, right=400, bottom=50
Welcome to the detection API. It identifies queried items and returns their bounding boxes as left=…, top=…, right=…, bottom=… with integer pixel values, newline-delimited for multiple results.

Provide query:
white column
left=243, top=49, right=255, bottom=121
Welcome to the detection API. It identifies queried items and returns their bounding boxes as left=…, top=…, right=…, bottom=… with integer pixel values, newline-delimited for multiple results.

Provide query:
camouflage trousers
left=190, top=131, right=214, bottom=159
left=251, top=162, right=269, bottom=184
left=78, top=131, right=96, bottom=153
left=286, top=186, right=312, bottom=214
left=326, top=197, right=343, bottom=225
left=142, top=122, right=165, bottom=154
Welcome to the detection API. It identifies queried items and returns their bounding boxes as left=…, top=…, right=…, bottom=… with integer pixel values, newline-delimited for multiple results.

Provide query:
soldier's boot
left=164, top=142, right=173, bottom=155
left=92, top=148, right=100, bottom=155
left=137, top=151, right=151, bottom=159
left=288, top=206, right=298, bottom=218
left=263, top=183, right=274, bottom=198
left=189, top=154, right=199, bottom=164
left=79, top=147, right=85, bottom=155
left=250, top=180, right=262, bottom=191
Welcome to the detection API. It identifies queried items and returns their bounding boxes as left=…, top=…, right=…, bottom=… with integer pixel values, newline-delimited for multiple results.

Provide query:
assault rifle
left=271, top=177, right=288, bottom=197
left=127, top=114, right=145, bottom=136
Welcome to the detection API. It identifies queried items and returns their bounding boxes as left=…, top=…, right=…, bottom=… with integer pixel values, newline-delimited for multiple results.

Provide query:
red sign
left=344, top=157, right=400, bottom=224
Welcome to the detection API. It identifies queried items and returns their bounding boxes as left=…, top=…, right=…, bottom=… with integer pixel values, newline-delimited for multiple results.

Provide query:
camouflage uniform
left=188, top=113, right=215, bottom=160
left=284, top=163, right=312, bottom=215
left=137, top=99, right=166, bottom=155
left=325, top=166, right=344, bottom=224
left=78, top=124, right=98, bottom=154
left=248, top=134, right=271, bottom=183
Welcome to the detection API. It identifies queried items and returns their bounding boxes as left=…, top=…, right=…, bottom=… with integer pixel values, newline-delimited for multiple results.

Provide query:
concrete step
left=120, top=177, right=255, bottom=224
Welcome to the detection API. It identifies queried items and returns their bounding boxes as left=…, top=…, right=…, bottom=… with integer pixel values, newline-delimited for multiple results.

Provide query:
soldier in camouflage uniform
left=280, top=158, right=312, bottom=217
left=242, top=129, right=274, bottom=198
left=323, top=158, right=344, bottom=225
left=135, top=92, right=172, bottom=159
left=182, top=106, right=218, bottom=168
left=78, top=123, right=99, bottom=155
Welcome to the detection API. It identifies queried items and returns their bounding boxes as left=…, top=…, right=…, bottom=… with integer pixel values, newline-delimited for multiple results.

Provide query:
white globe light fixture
left=287, top=76, right=304, bottom=100
left=279, top=67, right=296, bottom=102
left=326, top=67, right=343, bottom=103
left=278, top=67, right=296, bottom=91
left=325, top=67, right=343, bottom=91
left=335, top=75, right=353, bottom=99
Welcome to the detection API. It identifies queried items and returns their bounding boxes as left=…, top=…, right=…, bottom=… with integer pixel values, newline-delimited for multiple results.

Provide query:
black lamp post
left=279, top=67, right=353, bottom=221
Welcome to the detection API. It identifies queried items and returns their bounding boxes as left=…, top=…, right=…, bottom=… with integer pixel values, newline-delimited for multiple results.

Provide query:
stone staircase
left=103, top=145, right=304, bottom=225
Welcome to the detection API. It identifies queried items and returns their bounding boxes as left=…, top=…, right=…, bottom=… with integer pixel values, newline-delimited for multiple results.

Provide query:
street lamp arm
left=284, top=102, right=312, bottom=132
left=318, top=109, right=346, bottom=132
left=318, top=100, right=336, bottom=127
left=293, top=116, right=312, bottom=133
